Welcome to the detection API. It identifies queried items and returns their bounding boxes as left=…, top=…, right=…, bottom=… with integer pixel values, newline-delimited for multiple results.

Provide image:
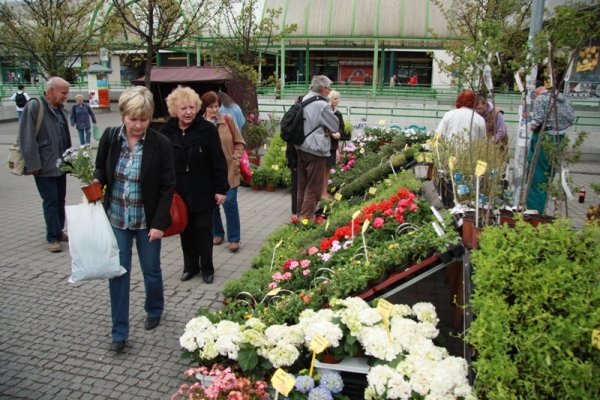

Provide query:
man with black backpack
left=10, top=84, right=30, bottom=122
left=284, top=75, right=340, bottom=220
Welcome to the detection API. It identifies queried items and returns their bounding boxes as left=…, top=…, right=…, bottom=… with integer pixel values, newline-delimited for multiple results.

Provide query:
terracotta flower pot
left=251, top=184, right=262, bottom=191
left=265, top=183, right=276, bottom=192
left=461, top=216, right=475, bottom=249
left=81, top=182, right=103, bottom=203
left=320, top=354, right=343, bottom=364
left=526, top=214, right=555, bottom=227
left=498, top=209, right=516, bottom=225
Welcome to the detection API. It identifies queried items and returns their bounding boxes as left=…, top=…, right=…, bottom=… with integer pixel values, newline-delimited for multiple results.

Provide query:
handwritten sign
left=271, top=369, right=295, bottom=397
left=266, top=287, right=281, bottom=296
left=368, top=187, right=377, bottom=195
left=475, top=160, right=487, bottom=176
left=272, top=165, right=279, bottom=171
left=309, top=334, right=329, bottom=353
left=334, top=193, right=343, bottom=201
left=377, top=299, right=393, bottom=319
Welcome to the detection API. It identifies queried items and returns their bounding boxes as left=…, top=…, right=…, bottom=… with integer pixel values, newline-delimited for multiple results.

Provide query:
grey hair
left=75, top=94, right=84, bottom=100
left=46, top=77, right=69, bottom=89
left=310, top=75, right=332, bottom=93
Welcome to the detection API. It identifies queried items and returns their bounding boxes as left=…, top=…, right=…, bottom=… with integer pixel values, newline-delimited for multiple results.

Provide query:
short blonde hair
left=327, top=89, right=340, bottom=110
left=119, top=86, right=154, bottom=120
left=165, top=86, right=202, bottom=118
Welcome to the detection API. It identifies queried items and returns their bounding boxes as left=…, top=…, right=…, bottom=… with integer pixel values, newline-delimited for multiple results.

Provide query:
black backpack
left=280, top=95, right=327, bottom=145
left=15, top=92, right=27, bottom=108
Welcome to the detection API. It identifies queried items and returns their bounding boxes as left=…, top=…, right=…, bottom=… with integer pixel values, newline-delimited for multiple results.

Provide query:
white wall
left=430, top=50, right=454, bottom=87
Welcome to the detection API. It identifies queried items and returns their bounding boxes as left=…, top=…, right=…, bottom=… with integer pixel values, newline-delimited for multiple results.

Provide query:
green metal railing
left=0, top=81, right=133, bottom=105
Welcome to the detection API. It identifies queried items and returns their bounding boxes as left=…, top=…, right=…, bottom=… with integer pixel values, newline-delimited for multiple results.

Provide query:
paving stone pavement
left=1, top=109, right=598, bottom=399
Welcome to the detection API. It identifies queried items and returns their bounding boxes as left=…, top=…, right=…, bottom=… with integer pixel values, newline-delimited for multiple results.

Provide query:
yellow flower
left=388, top=244, right=395, bottom=250
left=365, top=261, right=371, bottom=267
left=301, top=218, right=309, bottom=225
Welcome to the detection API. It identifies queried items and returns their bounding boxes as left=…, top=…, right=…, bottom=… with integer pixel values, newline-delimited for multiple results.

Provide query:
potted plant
left=250, top=168, right=267, bottom=190
left=264, top=168, right=280, bottom=192
left=58, top=145, right=102, bottom=202
left=245, top=113, right=269, bottom=155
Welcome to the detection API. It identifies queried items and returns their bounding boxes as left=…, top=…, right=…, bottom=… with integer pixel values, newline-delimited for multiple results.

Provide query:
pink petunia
left=289, top=261, right=300, bottom=270
left=383, top=209, right=393, bottom=217
left=300, top=259, right=311, bottom=267
left=321, top=253, right=331, bottom=261
left=330, top=169, right=336, bottom=174
left=303, top=269, right=311, bottom=276
left=268, top=282, right=278, bottom=289
left=308, top=247, right=319, bottom=256
left=410, top=203, right=419, bottom=211
left=373, top=217, right=385, bottom=228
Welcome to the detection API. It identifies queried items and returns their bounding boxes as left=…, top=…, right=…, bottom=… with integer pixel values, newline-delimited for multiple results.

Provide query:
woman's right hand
left=92, top=178, right=100, bottom=185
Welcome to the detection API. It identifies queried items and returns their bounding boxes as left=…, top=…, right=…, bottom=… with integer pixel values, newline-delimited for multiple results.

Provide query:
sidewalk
left=0, top=112, right=293, bottom=399
left=1, top=111, right=598, bottom=399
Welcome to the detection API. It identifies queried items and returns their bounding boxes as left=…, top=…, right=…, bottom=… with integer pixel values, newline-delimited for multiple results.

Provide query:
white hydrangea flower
left=416, top=322, right=439, bottom=340
left=412, top=303, right=439, bottom=325
left=407, top=337, right=447, bottom=361
left=244, top=318, right=266, bottom=332
left=240, top=328, right=265, bottom=347
left=390, top=318, right=419, bottom=350
left=358, top=325, right=403, bottom=361
left=390, top=304, right=414, bottom=318
left=199, top=341, right=219, bottom=360
left=265, top=342, right=300, bottom=368
left=179, top=331, right=199, bottom=352
left=301, top=320, right=343, bottom=348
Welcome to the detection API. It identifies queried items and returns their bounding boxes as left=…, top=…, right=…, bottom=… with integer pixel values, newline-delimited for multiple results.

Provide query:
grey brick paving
left=1, top=110, right=598, bottom=399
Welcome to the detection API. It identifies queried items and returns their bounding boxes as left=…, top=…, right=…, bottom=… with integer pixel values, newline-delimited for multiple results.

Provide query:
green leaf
left=238, top=348, right=259, bottom=371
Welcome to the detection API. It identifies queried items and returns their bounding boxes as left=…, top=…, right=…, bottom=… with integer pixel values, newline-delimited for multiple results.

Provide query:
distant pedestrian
left=365, top=74, right=372, bottom=85
left=323, top=89, right=344, bottom=200
left=69, top=94, right=97, bottom=145
left=409, top=75, right=418, bottom=86
left=18, top=77, right=71, bottom=253
left=218, top=92, right=245, bottom=132
left=390, top=75, right=397, bottom=87
left=10, top=84, right=30, bottom=122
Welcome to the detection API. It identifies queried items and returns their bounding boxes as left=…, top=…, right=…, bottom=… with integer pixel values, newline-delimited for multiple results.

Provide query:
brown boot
left=48, top=242, right=61, bottom=253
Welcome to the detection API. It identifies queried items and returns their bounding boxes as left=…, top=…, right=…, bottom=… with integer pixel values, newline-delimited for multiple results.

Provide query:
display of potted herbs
left=250, top=168, right=267, bottom=190
left=58, top=145, right=102, bottom=202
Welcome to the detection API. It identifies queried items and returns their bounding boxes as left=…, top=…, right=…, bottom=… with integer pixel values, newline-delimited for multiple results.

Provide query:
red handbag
left=163, top=191, right=188, bottom=237
left=224, top=115, right=253, bottom=184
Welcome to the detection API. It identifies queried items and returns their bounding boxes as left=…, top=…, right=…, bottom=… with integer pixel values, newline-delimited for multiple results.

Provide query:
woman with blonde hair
left=160, top=86, right=229, bottom=283
left=322, top=89, right=343, bottom=199
left=93, top=86, right=176, bottom=351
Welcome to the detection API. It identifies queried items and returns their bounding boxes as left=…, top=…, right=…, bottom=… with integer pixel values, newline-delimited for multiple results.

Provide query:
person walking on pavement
left=69, top=94, right=97, bottom=145
left=11, top=84, right=30, bottom=122
left=93, top=86, right=176, bottom=352
left=18, top=77, right=71, bottom=253
left=322, top=89, right=343, bottom=200
left=160, top=86, right=229, bottom=283
left=526, top=82, right=575, bottom=214
left=203, top=91, right=246, bottom=253
left=296, top=75, right=340, bottom=220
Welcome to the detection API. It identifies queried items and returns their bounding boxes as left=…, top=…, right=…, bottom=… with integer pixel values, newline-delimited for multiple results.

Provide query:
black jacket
left=160, top=116, right=229, bottom=212
left=94, top=126, right=176, bottom=231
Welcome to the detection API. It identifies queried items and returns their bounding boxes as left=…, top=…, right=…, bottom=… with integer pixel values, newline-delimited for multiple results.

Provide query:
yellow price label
left=593, top=330, right=600, bottom=350
left=281, top=146, right=287, bottom=151
left=275, top=240, right=283, bottom=249
left=325, top=219, right=330, bottom=231
left=377, top=299, right=394, bottom=319
left=334, top=193, right=342, bottom=201
left=352, top=210, right=361, bottom=219
left=432, top=133, right=441, bottom=145
left=404, top=144, right=408, bottom=150
left=449, top=156, right=457, bottom=171
left=309, top=334, right=330, bottom=353
left=475, top=160, right=487, bottom=176
left=271, top=369, right=296, bottom=397
left=382, top=318, right=393, bottom=343
left=369, top=187, right=377, bottom=195
left=323, top=206, right=327, bottom=213
left=384, top=179, right=391, bottom=185
left=340, top=182, right=345, bottom=188
left=360, top=148, right=365, bottom=154
left=330, top=186, right=336, bottom=193
left=264, top=144, right=268, bottom=150
left=272, top=165, right=279, bottom=171
left=379, top=119, right=386, bottom=125
left=361, top=219, right=370, bottom=234
left=267, top=287, right=281, bottom=296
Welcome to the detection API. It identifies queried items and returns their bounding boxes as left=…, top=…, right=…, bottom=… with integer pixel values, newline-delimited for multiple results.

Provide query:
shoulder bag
left=6, top=99, right=44, bottom=176
left=224, top=114, right=252, bottom=184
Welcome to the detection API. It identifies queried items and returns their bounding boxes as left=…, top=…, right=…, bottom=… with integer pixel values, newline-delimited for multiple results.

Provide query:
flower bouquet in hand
left=58, top=145, right=95, bottom=186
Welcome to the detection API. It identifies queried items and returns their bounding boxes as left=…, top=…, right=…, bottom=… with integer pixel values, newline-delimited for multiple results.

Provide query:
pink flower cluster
left=268, top=258, right=312, bottom=289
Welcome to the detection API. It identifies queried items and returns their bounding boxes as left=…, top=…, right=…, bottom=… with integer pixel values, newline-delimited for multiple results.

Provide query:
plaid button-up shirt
left=107, top=130, right=147, bottom=230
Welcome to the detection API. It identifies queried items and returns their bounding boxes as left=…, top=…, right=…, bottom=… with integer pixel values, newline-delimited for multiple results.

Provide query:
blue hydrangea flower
left=294, top=375, right=315, bottom=393
left=319, top=372, right=344, bottom=394
left=308, top=386, right=333, bottom=400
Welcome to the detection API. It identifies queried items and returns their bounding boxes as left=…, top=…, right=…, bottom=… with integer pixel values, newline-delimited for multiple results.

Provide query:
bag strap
left=223, top=114, right=235, bottom=151
left=32, top=98, right=44, bottom=137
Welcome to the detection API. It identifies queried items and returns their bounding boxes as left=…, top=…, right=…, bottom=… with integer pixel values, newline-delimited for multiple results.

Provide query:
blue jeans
left=77, top=128, right=91, bottom=145
left=17, top=110, right=23, bottom=122
left=109, top=227, right=164, bottom=341
left=212, top=187, right=240, bottom=242
left=34, top=174, right=67, bottom=243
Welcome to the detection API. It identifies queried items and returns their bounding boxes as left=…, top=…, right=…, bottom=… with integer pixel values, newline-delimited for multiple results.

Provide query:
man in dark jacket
left=18, top=77, right=71, bottom=253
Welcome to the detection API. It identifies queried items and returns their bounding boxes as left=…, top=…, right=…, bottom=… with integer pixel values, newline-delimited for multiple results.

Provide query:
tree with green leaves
left=205, top=0, right=296, bottom=118
left=108, top=0, right=225, bottom=88
left=0, top=0, right=109, bottom=80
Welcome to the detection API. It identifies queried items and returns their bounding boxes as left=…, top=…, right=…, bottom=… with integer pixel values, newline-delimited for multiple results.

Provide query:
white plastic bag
left=66, top=202, right=125, bottom=283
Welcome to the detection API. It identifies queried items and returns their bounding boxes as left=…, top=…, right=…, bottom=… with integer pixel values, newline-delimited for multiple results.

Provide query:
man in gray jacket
left=18, top=77, right=71, bottom=252
left=296, top=75, right=340, bottom=219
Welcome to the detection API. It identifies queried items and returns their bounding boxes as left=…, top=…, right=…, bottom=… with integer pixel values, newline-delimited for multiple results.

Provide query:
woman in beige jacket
left=201, top=91, right=246, bottom=252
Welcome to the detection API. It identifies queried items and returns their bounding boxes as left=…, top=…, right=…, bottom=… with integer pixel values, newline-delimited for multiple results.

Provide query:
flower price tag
left=272, top=165, right=279, bottom=171
left=475, top=160, right=487, bottom=176
left=369, top=187, right=377, bottom=195
left=267, top=287, right=281, bottom=296
left=379, top=119, right=386, bottom=125
left=264, top=144, right=268, bottom=150
left=384, top=179, right=392, bottom=186
left=281, top=146, right=286, bottom=151
left=592, top=329, right=600, bottom=350
left=361, top=219, right=370, bottom=234
left=271, top=369, right=296, bottom=397
left=377, top=299, right=393, bottom=343
left=334, top=193, right=343, bottom=201
left=330, top=186, right=336, bottom=193
left=309, top=334, right=330, bottom=376
left=269, top=240, right=284, bottom=271
left=448, top=156, right=457, bottom=171
left=325, top=219, right=330, bottom=231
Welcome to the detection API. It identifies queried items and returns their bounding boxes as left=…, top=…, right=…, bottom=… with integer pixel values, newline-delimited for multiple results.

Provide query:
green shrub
left=468, top=221, right=600, bottom=399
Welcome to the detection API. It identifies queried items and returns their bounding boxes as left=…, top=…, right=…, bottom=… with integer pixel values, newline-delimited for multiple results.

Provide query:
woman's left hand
left=148, top=228, right=164, bottom=242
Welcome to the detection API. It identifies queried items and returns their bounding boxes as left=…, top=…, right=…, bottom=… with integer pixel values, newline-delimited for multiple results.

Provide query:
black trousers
left=180, top=209, right=214, bottom=276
